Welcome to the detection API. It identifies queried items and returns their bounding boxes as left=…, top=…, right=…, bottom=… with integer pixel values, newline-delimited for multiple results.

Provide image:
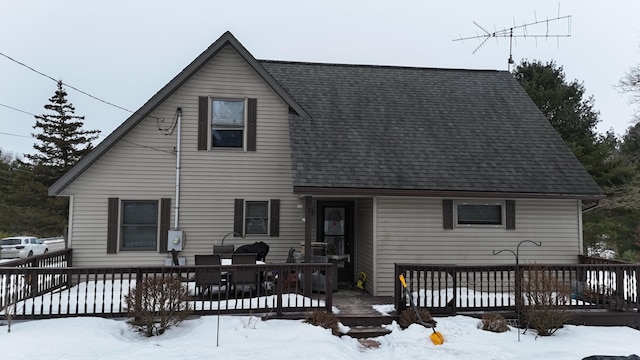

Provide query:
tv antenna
left=454, top=7, right=572, bottom=71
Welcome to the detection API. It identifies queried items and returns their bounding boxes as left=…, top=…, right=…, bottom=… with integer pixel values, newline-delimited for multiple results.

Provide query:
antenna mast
left=454, top=7, right=572, bottom=71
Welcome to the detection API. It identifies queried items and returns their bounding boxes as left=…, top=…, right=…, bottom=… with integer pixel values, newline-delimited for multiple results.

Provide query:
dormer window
left=212, top=99, right=245, bottom=148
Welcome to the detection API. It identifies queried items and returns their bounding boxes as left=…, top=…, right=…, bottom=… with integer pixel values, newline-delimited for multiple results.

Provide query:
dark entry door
left=318, top=201, right=354, bottom=284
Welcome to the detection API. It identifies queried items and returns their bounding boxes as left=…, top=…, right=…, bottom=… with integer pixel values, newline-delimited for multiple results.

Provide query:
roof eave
left=292, top=186, right=606, bottom=200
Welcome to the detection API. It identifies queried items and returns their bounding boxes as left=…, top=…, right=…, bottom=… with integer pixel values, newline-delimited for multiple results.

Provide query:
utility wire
left=0, top=50, right=159, bottom=119
left=0, top=131, right=32, bottom=139
left=0, top=102, right=37, bottom=116
left=0, top=101, right=174, bottom=155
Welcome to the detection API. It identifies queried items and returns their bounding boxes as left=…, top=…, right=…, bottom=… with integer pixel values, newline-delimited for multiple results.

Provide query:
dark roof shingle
left=260, top=61, right=602, bottom=197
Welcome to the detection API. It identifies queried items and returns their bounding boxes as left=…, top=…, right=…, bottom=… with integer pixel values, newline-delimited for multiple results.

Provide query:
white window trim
left=209, top=97, right=247, bottom=151
left=453, top=200, right=505, bottom=228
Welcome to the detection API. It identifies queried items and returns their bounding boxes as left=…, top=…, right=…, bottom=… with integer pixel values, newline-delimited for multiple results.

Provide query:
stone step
left=343, top=325, right=391, bottom=339
left=338, top=315, right=396, bottom=327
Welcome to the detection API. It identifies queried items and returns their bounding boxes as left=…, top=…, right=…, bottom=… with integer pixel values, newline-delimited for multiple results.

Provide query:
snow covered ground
left=2, top=307, right=639, bottom=359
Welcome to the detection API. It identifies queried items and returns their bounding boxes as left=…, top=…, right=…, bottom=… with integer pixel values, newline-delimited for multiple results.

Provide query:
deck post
left=303, top=195, right=313, bottom=298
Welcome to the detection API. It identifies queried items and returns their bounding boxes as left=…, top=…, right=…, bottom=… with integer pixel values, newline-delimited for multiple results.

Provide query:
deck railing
left=0, top=249, right=73, bottom=309
left=1, top=261, right=333, bottom=319
left=395, top=260, right=640, bottom=314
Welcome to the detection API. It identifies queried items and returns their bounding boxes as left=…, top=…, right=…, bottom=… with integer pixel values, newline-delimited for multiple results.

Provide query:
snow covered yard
left=2, top=310, right=640, bottom=359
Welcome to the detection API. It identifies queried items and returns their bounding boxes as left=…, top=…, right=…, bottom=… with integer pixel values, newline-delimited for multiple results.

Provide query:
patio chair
left=213, top=244, right=235, bottom=259
left=231, top=252, right=258, bottom=295
left=194, top=254, right=225, bottom=298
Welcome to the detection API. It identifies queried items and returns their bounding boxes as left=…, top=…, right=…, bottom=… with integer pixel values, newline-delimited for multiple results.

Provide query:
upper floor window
left=211, top=99, right=245, bottom=148
left=199, top=97, right=256, bottom=151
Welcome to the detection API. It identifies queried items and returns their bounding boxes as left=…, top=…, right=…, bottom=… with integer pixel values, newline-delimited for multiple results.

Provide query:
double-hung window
left=245, top=201, right=269, bottom=235
left=234, top=199, right=280, bottom=237
left=198, top=97, right=256, bottom=151
left=121, top=200, right=158, bottom=250
left=211, top=99, right=245, bottom=148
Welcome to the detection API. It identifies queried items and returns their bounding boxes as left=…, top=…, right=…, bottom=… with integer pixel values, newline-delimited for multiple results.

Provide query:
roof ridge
left=258, top=59, right=506, bottom=73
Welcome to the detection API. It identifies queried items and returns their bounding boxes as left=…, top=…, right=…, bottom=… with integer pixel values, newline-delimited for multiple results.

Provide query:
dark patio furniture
left=194, top=254, right=225, bottom=298
left=231, top=252, right=258, bottom=295
left=213, top=244, right=235, bottom=259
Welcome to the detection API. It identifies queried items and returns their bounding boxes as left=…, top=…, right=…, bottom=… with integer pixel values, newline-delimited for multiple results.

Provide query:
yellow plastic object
left=430, top=330, right=445, bottom=345
left=355, top=271, right=367, bottom=289
left=398, top=274, right=445, bottom=345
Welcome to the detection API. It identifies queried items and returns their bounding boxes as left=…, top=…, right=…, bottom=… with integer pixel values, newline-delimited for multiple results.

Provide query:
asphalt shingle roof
left=260, top=61, right=603, bottom=197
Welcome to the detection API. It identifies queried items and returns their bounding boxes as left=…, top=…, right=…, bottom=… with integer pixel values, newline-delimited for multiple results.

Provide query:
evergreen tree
left=25, top=80, right=100, bottom=187
left=620, top=119, right=640, bottom=162
left=0, top=149, right=16, bottom=237
left=513, top=60, right=633, bottom=187
left=0, top=81, right=101, bottom=237
left=513, top=60, right=599, bottom=152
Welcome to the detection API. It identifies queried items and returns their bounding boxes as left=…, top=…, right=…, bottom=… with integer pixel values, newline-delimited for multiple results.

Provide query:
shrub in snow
left=124, top=275, right=192, bottom=336
left=520, top=267, right=572, bottom=336
left=478, top=313, right=509, bottom=333
left=398, top=308, right=436, bottom=330
left=304, top=310, right=340, bottom=336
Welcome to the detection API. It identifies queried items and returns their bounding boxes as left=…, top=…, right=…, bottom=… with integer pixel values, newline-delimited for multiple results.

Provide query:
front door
left=317, top=201, right=354, bottom=284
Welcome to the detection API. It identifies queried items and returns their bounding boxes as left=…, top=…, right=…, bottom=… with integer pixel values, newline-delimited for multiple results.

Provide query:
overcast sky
left=1, top=0, right=639, bottom=157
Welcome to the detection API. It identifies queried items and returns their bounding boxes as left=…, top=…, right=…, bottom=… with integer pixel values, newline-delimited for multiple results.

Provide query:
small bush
left=520, top=268, right=573, bottom=336
left=304, top=310, right=340, bottom=336
left=124, top=274, right=192, bottom=337
left=478, top=313, right=509, bottom=333
left=398, top=308, right=436, bottom=330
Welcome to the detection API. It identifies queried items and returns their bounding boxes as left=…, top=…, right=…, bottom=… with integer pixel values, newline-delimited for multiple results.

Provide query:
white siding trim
left=67, top=195, right=74, bottom=249
left=578, top=199, right=584, bottom=255
left=372, top=196, right=378, bottom=296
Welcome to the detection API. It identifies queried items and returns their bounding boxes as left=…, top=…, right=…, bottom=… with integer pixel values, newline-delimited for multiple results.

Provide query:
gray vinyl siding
left=355, top=198, right=374, bottom=294
left=62, top=45, right=304, bottom=267
left=374, top=197, right=582, bottom=296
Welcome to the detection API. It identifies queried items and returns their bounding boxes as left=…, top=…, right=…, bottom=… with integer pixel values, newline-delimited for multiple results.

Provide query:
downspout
left=174, top=108, right=182, bottom=230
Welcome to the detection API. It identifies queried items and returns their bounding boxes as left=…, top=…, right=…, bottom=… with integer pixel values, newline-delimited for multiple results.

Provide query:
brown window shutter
left=506, top=200, right=516, bottom=230
left=198, top=96, right=208, bottom=150
left=159, top=198, right=171, bottom=253
left=442, top=199, right=453, bottom=230
left=107, top=198, right=119, bottom=254
left=270, top=199, right=280, bottom=237
left=234, top=199, right=244, bottom=236
left=247, top=98, right=257, bottom=151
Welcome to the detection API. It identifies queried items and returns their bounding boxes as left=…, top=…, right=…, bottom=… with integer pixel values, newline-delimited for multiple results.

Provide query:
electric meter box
left=167, top=230, right=185, bottom=251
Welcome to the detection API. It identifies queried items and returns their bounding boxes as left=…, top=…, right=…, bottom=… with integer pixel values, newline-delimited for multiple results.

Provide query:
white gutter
left=174, top=108, right=182, bottom=229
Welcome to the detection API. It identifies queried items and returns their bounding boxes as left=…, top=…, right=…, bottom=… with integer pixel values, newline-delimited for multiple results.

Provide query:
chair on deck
left=194, top=254, right=225, bottom=298
left=231, top=252, right=258, bottom=295
left=213, top=244, right=235, bottom=259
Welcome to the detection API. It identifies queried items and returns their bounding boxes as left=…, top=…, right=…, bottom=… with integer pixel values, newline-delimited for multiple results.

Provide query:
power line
left=1, top=101, right=175, bottom=156
left=0, top=102, right=37, bottom=117
left=0, top=131, right=32, bottom=139
left=0, top=50, right=159, bottom=119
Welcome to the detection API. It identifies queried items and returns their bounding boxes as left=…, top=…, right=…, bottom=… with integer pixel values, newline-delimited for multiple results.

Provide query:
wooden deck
left=2, top=250, right=639, bottom=331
